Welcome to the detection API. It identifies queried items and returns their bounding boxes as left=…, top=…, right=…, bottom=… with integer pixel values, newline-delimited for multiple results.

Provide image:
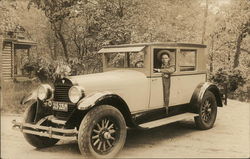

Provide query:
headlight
left=68, top=86, right=84, bottom=103
left=37, top=84, right=53, bottom=100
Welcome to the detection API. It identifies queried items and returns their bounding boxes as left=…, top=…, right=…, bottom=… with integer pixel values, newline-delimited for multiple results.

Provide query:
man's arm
left=159, top=65, right=175, bottom=73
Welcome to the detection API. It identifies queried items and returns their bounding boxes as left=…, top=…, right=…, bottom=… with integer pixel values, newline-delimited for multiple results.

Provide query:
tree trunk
left=118, top=0, right=124, bottom=17
left=52, top=21, right=69, bottom=62
left=53, top=38, right=57, bottom=60
left=233, top=20, right=250, bottom=68
left=201, top=0, right=208, bottom=44
left=233, top=33, right=243, bottom=68
left=73, top=38, right=82, bottom=59
left=209, top=36, right=214, bottom=72
left=57, top=31, right=69, bottom=62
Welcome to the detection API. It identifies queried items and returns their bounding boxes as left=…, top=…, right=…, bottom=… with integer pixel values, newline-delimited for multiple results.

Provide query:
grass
left=1, top=80, right=40, bottom=114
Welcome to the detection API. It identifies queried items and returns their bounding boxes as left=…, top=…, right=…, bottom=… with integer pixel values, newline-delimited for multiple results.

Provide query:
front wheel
left=78, top=105, right=127, bottom=158
left=195, top=91, right=217, bottom=130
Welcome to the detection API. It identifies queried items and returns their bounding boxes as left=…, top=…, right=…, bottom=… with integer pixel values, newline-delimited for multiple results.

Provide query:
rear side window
left=105, top=51, right=144, bottom=68
left=179, top=50, right=196, bottom=71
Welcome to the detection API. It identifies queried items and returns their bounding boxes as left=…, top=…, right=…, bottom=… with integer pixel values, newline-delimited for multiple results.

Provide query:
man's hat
left=157, top=50, right=172, bottom=61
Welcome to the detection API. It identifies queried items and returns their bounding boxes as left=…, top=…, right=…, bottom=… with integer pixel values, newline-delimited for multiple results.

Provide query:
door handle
left=152, top=79, right=157, bottom=82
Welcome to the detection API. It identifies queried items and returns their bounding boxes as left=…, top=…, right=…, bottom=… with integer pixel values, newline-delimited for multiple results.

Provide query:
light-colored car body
left=13, top=42, right=223, bottom=158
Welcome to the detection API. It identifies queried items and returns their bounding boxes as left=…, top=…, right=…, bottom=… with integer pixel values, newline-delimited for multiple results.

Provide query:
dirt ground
left=1, top=99, right=249, bottom=159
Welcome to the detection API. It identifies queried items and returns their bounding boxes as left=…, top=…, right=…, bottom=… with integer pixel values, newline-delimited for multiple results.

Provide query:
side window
left=129, top=51, right=144, bottom=68
left=105, top=51, right=144, bottom=68
left=153, top=48, right=176, bottom=69
left=179, top=50, right=197, bottom=71
left=106, top=53, right=125, bottom=68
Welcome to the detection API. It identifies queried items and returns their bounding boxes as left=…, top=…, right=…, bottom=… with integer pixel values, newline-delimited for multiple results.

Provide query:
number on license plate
left=52, top=102, right=68, bottom=112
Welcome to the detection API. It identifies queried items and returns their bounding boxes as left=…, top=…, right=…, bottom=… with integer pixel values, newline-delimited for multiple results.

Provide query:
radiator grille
left=54, top=85, right=71, bottom=102
left=53, top=78, right=75, bottom=120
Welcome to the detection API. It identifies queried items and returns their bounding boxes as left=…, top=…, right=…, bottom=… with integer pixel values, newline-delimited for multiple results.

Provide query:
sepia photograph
left=0, top=0, right=249, bottom=158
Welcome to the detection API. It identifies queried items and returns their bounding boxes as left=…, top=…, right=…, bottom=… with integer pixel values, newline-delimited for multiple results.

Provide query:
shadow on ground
left=35, top=119, right=197, bottom=156
left=124, top=120, right=196, bottom=148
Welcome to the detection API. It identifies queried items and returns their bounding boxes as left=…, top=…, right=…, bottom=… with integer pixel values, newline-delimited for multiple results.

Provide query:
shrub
left=231, top=84, right=250, bottom=102
left=22, top=57, right=88, bottom=83
left=22, top=57, right=55, bottom=83
left=209, top=68, right=248, bottom=101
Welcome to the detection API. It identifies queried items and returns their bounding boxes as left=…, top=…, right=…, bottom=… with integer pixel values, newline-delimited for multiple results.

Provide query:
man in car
left=154, top=50, right=175, bottom=107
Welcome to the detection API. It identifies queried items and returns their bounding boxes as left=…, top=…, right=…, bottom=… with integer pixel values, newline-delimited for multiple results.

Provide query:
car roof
left=102, top=42, right=206, bottom=48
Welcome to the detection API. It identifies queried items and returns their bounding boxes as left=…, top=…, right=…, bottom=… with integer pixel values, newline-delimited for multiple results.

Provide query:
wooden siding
left=2, top=42, right=12, bottom=80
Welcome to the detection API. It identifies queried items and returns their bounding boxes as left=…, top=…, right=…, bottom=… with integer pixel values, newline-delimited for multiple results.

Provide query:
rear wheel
left=195, top=91, right=217, bottom=130
left=78, top=105, right=127, bottom=158
left=23, top=103, right=59, bottom=148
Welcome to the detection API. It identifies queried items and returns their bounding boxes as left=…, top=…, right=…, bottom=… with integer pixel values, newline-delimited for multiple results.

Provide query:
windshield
left=105, top=51, right=144, bottom=68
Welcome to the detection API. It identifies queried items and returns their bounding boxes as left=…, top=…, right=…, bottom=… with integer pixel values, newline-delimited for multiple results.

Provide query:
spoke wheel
left=195, top=91, right=217, bottom=130
left=78, top=105, right=127, bottom=158
left=91, top=117, right=119, bottom=154
left=201, top=99, right=213, bottom=123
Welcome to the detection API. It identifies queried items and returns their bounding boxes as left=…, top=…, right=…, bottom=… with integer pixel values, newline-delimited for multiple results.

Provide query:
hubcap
left=91, top=117, right=119, bottom=154
left=104, top=132, right=111, bottom=140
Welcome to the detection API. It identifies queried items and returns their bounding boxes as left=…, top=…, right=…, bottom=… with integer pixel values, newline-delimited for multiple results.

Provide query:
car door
left=169, top=48, right=207, bottom=106
left=149, top=75, right=164, bottom=108
left=149, top=48, right=176, bottom=109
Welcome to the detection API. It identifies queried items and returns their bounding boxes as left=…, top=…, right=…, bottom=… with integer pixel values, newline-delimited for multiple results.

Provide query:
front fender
left=190, top=82, right=223, bottom=113
left=20, top=89, right=38, bottom=105
left=77, top=91, right=114, bottom=110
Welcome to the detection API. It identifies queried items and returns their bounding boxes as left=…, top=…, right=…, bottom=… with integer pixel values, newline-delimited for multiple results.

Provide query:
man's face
left=161, top=54, right=170, bottom=64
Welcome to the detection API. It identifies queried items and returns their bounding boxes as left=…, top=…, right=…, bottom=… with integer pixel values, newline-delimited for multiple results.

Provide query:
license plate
left=52, top=101, right=68, bottom=112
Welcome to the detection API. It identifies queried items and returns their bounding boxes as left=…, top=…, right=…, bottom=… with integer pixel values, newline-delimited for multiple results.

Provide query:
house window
left=179, top=50, right=197, bottom=71
left=14, top=49, right=29, bottom=76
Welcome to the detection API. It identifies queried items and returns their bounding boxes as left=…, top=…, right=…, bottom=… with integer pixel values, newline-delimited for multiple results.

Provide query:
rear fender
left=190, top=82, right=223, bottom=113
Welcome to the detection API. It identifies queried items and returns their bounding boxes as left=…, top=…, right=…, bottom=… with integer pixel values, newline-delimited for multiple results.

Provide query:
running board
left=139, top=112, right=198, bottom=129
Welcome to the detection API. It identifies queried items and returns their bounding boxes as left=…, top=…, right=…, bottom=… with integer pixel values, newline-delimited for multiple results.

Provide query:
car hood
left=68, top=70, right=147, bottom=94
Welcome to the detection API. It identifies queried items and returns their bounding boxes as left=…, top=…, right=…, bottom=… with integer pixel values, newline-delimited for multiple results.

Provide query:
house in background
left=1, top=30, right=36, bottom=81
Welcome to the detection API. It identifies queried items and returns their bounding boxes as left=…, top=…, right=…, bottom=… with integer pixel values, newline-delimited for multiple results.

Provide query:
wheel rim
left=201, top=98, right=213, bottom=123
left=91, top=117, right=120, bottom=155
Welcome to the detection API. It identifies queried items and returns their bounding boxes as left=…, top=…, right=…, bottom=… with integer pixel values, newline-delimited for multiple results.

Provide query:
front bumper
left=12, top=120, right=78, bottom=140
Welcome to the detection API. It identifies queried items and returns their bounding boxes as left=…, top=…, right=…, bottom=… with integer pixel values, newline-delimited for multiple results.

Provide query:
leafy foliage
left=207, top=0, right=250, bottom=71
left=210, top=68, right=246, bottom=92
left=209, top=67, right=249, bottom=102
left=22, top=55, right=98, bottom=82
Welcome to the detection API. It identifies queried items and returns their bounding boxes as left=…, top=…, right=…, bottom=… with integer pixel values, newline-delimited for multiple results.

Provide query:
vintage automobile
left=13, top=42, right=223, bottom=158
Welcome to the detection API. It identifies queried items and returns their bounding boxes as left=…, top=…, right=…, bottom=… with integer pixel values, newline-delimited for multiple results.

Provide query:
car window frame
left=151, top=47, right=177, bottom=76
left=104, top=51, right=146, bottom=69
left=179, top=49, right=197, bottom=72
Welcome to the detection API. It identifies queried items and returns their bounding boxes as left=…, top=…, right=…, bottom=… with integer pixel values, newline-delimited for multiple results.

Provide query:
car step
left=139, top=112, right=198, bottom=129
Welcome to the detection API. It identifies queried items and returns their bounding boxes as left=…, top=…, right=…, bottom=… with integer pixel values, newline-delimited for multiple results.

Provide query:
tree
left=28, top=0, right=79, bottom=62
left=233, top=19, right=250, bottom=68
left=208, top=0, right=250, bottom=70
